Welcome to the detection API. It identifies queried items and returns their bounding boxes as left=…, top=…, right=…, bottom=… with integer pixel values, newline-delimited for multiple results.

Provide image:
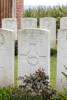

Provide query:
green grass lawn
left=50, top=57, right=57, bottom=88
left=14, top=56, right=57, bottom=88
left=14, top=56, right=18, bottom=87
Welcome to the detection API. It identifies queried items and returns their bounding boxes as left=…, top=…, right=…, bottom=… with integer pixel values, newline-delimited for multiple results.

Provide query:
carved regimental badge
left=0, top=33, right=5, bottom=47
left=26, top=50, right=39, bottom=66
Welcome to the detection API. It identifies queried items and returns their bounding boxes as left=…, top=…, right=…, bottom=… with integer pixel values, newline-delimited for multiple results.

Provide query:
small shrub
left=59, top=66, right=67, bottom=99
left=0, top=86, right=61, bottom=100
left=19, top=69, right=58, bottom=100
left=56, top=66, right=67, bottom=100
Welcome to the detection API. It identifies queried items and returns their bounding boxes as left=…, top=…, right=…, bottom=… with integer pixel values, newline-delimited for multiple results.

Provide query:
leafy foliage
left=57, top=66, right=67, bottom=99
left=0, top=87, right=44, bottom=100
left=19, top=69, right=59, bottom=100
left=62, top=66, right=67, bottom=79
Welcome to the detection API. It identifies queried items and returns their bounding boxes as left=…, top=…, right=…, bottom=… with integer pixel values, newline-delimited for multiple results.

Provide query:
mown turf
left=50, top=57, right=57, bottom=88
left=14, top=56, right=18, bottom=87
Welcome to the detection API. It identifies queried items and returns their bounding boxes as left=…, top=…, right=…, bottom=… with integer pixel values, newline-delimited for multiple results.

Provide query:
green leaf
left=62, top=72, right=67, bottom=79
left=57, top=91, right=67, bottom=100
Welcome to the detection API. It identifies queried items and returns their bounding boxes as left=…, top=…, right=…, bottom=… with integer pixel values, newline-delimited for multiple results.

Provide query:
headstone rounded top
left=0, top=29, right=15, bottom=41
left=60, top=17, right=67, bottom=20
left=19, top=28, right=50, bottom=34
left=2, top=18, right=17, bottom=40
left=58, top=29, right=67, bottom=32
left=2, top=18, right=17, bottom=21
left=40, top=17, right=56, bottom=21
left=22, top=18, right=37, bottom=21
left=21, top=18, right=37, bottom=29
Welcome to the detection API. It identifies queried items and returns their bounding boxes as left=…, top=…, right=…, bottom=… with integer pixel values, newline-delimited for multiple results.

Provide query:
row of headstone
left=1, top=17, right=67, bottom=91
left=2, top=18, right=37, bottom=40
left=0, top=28, right=50, bottom=87
left=2, top=17, right=67, bottom=49
left=2, top=17, right=56, bottom=48
left=0, top=27, right=67, bottom=91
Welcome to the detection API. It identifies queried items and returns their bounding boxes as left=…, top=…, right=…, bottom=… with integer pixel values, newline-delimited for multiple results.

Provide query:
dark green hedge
left=15, top=40, right=18, bottom=56
left=50, top=48, right=57, bottom=57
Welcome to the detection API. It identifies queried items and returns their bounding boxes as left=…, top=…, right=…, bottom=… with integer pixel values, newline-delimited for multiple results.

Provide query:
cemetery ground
left=14, top=56, right=57, bottom=88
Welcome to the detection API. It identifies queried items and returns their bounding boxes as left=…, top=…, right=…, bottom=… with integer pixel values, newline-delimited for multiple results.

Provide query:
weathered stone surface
left=21, top=18, right=37, bottom=29
left=18, top=29, right=50, bottom=85
left=40, top=17, right=56, bottom=48
left=2, top=18, right=17, bottom=40
left=0, top=29, right=15, bottom=87
left=57, top=29, right=67, bottom=91
left=60, top=17, right=67, bottom=29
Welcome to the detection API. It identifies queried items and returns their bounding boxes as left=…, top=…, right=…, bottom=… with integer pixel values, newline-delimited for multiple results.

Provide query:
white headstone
left=18, top=29, right=50, bottom=85
left=57, top=29, right=67, bottom=91
left=60, top=17, right=67, bottom=29
left=40, top=17, right=56, bottom=48
left=21, top=18, right=37, bottom=29
left=0, top=29, right=15, bottom=87
left=2, top=18, right=17, bottom=40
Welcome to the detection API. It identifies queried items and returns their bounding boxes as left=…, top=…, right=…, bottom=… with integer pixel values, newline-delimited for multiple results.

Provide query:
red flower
left=37, top=72, right=42, bottom=76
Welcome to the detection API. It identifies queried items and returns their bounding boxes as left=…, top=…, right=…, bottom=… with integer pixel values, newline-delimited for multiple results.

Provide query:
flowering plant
left=19, top=69, right=57, bottom=99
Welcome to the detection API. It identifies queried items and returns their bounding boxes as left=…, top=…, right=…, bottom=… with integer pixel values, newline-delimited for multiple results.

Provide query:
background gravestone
left=18, top=29, right=50, bottom=85
left=21, top=18, right=37, bottom=29
left=2, top=18, right=17, bottom=40
left=60, top=17, right=67, bottom=29
left=57, top=29, right=67, bottom=91
left=40, top=17, right=56, bottom=48
left=0, top=29, right=15, bottom=87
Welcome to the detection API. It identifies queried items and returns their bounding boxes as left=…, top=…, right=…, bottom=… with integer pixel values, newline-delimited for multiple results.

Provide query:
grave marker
left=21, top=18, right=37, bottom=29
left=0, top=29, right=15, bottom=87
left=57, top=29, right=67, bottom=91
left=40, top=17, right=56, bottom=48
left=18, top=29, right=50, bottom=85
left=2, top=18, right=17, bottom=40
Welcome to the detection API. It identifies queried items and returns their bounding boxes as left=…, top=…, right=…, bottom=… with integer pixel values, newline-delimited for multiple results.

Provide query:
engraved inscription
left=26, top=50, right=39, bottom=66
left=0, top=33, right=5, bottom=47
